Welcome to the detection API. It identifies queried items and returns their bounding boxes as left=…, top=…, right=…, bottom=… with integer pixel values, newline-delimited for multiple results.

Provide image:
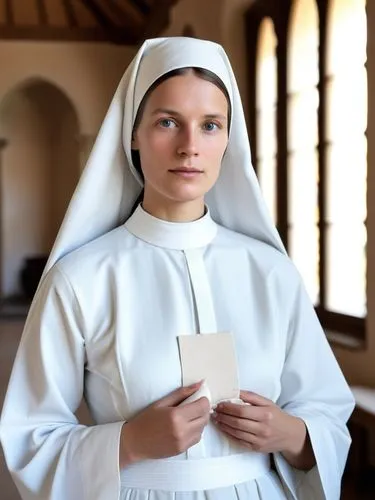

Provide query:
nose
left=176, top=126, right=199, bottom=157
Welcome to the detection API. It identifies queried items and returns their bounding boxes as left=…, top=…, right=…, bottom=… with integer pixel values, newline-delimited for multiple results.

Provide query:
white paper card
left=177, top=332, right=240, bottom=405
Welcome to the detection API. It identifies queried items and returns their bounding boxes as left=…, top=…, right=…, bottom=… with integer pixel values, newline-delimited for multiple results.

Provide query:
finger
left=216, top=421, right=257, bottom=446
left=215, top=403, right=271, bottom=422
left=154, top=382, right=203, bottom=408
left=189, top=412, right=210, bottom=431
left=179, top=397, right=211, bottom=421
left=239, top=391, right=272, bottom=406
left=212, top=412, right=263, bottom=435
left=180, top=414, right=210, bottom=451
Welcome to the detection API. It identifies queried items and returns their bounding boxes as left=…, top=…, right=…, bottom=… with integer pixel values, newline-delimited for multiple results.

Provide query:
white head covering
left=44, top=37, right=285, bottom=275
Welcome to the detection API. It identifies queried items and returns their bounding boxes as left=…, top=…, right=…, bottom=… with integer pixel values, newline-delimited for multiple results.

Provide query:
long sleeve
left=0, top=266, right=124, bottom=500
left=272, top=263, right=355, bottom=500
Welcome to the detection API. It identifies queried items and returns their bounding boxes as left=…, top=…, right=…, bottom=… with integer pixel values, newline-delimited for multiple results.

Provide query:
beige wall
left=164, top=0, right=223, bottom=44
left=0, top=41, right=136, bottom=296
left=25, top=82, right=80, bottom=242
left=165, top=0, right=375, bottom=386
left=0, top=90, right=50, bottom=296
left=0, top=41, right=136, bottom=135
left=0, top=81, right=81, bottom=297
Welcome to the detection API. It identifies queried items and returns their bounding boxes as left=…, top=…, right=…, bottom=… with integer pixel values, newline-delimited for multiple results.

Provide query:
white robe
left=0, top=205, right=354, bottom=500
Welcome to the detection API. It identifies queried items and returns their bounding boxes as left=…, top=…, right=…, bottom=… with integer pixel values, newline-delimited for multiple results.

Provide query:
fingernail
left=189, top=381, right=202, bottom=388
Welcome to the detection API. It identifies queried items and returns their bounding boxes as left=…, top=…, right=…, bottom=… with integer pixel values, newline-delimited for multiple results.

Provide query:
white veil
left=44, top=36, right=285, bottom=275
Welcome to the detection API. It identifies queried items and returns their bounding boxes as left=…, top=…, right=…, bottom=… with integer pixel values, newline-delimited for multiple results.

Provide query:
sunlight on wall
left=326, top=0, right=367, bottom=317
left=288, top=0, right=320, bottom=305
left=257, top=0, right=367, bottom=315
left=256, top=18, right=277, bottom=223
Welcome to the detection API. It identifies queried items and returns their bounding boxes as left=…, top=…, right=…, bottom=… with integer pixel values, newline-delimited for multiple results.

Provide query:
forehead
left=143, top=73, right=229, bottom=114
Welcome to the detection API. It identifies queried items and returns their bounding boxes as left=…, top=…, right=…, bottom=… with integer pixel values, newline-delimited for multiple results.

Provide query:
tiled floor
left=0, top=319, right=372, bottom=499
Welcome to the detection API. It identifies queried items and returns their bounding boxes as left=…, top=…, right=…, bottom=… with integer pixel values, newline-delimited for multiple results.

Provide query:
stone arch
left=0, top=78, right=80, bottom=298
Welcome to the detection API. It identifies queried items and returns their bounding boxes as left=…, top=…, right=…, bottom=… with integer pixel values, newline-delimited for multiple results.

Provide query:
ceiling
left=0, top=0, right=178, bottom=45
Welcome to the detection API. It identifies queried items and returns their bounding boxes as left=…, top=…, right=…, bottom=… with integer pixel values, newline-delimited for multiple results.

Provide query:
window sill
left=326, top=330, right=366, bottom=351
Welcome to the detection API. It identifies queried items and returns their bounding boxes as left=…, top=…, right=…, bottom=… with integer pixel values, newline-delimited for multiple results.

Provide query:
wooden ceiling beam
left=82, top=0, right=141, bottom=43
left=0, top=25, right=140, bottom=44
left=63, top=0, right=78, bottom=27
left=143, top=0, right=178, bottom=38
left=106, top=0, right=145, bottom=26
left=36, top=0, right=48, bottom=25
left=82, top=0, right=115, bottom=29
left=128, top=0, right=152, bottom=16
left=0, top=0, right=179, bottom=46
left=5, top=0, right=14, bottom=25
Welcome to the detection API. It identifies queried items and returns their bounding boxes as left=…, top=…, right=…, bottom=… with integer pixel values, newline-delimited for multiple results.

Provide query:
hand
left=120, top=382, right=210, bottom=467
left=212, top=391, right=315, bottom=470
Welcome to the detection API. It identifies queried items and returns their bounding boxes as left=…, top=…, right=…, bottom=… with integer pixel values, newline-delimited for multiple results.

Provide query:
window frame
left=245, top=0, right=367, bottom=341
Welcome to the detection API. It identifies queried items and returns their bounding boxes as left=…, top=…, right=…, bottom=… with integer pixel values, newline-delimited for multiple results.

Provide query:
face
left=131, top=71, right=229, bottom=213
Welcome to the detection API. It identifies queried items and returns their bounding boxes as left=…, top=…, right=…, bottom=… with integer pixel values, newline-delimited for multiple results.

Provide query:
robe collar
left=124, top=204, right=217, bottom=250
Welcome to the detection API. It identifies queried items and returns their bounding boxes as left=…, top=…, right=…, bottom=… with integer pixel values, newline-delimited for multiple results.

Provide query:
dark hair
left=131, top=67, right=232, bottom=184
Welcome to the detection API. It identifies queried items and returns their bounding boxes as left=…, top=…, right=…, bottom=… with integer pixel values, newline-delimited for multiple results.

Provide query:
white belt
left=120, top=452, right=270, bottom=491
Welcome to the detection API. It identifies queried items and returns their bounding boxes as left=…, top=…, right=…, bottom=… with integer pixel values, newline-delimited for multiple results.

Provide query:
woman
left=0, top=37, right=354, bottom=500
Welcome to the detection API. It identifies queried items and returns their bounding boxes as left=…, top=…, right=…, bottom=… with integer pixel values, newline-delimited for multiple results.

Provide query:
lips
left=169, top=168, right=203, bottom=179
left=169, top=167, right=203, bottom=173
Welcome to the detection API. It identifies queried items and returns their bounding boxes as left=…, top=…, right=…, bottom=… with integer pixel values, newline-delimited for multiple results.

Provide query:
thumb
left=240, top=390, right=272, bottom=406
left=154, top=381, right=203, bottom=408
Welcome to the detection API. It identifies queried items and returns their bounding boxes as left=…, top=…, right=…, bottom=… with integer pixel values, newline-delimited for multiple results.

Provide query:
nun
left=0, top=37, right=354, bottom=500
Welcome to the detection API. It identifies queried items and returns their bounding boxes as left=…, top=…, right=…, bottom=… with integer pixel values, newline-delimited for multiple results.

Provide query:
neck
left=142, top=194, right=205, bottom=223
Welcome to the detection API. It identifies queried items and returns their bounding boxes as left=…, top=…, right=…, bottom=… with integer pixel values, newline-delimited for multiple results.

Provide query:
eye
left=158, top=118, right=176, bottom=128
left=203, top=121, right=220, bottom=132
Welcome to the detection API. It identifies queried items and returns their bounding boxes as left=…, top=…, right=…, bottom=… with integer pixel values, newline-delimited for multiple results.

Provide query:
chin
left=166, top=189, right=207, bottom=204
left=165, top=181, right=214, bottom=203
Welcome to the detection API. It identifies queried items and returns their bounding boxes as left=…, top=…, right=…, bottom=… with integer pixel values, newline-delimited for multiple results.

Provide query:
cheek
left=206, top=138, right=228, bottom=164
left=141, top=134, right=174, bottom=162
left=137, top=135, right=159, bottom=159
left=138, top=136, right=175, bottom=181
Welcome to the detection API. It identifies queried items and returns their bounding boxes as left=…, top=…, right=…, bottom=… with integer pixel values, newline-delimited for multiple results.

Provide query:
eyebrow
left=151, top=108, right=227, bottom=121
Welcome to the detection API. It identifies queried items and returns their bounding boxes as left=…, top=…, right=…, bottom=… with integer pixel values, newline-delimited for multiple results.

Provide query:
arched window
left=325, top=0, right=367, bottom=317
left=287, top=0, right=320, bottom=303
left=256, top=18, right=278, bottom=223
left=246, top=0, right=367, bottom=340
